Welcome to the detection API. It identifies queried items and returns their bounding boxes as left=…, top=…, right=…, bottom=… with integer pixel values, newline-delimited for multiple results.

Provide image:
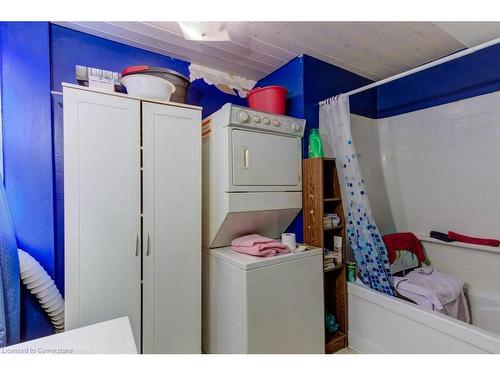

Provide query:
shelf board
left=325, top=331, right=346, bottom=353
left=323, top=224, right=344, bottom=231
left=323, top=197, right=341, bottom=202
left=323, top=264, right=344, bottom=273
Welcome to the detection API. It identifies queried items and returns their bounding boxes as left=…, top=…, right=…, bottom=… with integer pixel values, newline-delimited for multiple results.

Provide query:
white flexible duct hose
left=17, top=249, right=64, bottom=333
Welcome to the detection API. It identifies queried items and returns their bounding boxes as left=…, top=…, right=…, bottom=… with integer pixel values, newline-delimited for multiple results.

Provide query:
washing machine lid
left=208, top=246, right=322, bottom=271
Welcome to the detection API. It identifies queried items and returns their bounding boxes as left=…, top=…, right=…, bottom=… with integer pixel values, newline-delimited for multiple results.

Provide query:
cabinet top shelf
left=324, top=197, right=341, bottom=202
left=324, top=264, right=344, bottom=273
left=62, top=83, right=202, bottom=111
left=323, top=224, right=344, bottom=231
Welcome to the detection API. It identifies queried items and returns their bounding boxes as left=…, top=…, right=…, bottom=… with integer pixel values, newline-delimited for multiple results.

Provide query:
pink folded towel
left=231, top=234, right=290, bottom=257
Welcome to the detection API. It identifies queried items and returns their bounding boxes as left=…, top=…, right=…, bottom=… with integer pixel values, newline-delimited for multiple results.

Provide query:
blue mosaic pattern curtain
left=321, top=95, right=393, bottom=295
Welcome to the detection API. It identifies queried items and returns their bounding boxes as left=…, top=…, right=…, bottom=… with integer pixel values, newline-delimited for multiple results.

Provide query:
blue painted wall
left=0, top=25, right=3, bottom=178
left=0, top=22, right=55, bottom=340
left=377, top=43, right=500, bottom=118
left=256, top=55, right=376, bottom=242
left=303, top=54, right=376, bottom=124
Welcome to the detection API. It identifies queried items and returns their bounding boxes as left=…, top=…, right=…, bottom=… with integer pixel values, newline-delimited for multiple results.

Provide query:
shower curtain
left=321, top=95, right=394, bottom=296
left=0, top=177, right=20, bottom=347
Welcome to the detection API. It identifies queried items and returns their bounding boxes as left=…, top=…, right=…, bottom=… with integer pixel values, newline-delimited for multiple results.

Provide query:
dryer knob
left=291, top=122, right=301, bottom=133
left=238, top=111, right=250, bottom=123
left=272, top=119, right=280, bottom=127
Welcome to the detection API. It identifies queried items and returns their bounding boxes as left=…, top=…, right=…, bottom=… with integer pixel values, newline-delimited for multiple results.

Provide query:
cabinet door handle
left=135, top=234, right=139, bottom=257
left=146, top=234, right=151, bottom=256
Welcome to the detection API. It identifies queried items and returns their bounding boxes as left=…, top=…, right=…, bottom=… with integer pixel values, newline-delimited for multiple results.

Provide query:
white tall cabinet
left=63, top=84, right=201, bottom=353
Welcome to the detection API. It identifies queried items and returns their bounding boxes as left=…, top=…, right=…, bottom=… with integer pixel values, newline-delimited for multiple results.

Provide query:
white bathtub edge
left=418, top=234, right=500, bottom=256
left=348, top=280, right=500, bottom=353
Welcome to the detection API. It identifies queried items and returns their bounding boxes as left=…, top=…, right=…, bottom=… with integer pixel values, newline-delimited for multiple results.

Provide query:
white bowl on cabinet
left=121, top=74, right=176, bottom=101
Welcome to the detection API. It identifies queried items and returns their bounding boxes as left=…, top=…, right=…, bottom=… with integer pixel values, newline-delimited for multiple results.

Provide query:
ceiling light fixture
left=178, top=22, right=230, bottom=41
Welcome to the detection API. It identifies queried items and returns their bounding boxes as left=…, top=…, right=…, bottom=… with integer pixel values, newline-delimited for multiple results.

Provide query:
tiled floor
left=336, top=347, right=358, bottom=354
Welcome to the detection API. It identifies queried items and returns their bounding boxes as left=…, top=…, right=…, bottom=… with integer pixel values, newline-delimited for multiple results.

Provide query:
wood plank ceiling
left=56, top=22, right=500, bottom=81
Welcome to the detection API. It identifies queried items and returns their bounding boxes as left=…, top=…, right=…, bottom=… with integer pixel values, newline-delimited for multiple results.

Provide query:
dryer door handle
left=241, top=147, right=250, bottom=169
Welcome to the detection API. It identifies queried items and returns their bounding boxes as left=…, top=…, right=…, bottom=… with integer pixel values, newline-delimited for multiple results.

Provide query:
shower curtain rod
left=319, top=36, right=500, bottom=106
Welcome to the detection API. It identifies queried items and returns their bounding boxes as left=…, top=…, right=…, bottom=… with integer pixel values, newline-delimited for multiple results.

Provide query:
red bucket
left=247, top=85, right=287, bottom=115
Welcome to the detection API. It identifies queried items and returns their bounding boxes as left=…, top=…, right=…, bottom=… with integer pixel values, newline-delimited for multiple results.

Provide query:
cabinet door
left=63, top=87, right=141, bottom=350
left=142, top=102, right=201, bottom=353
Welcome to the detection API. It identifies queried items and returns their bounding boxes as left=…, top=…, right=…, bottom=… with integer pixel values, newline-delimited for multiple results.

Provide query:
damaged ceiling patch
left=188, top=64, right=256, bottom=98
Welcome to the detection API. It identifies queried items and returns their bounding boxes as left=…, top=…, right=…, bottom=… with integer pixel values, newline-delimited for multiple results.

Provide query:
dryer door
left=230, top=128, right=301, bottom=191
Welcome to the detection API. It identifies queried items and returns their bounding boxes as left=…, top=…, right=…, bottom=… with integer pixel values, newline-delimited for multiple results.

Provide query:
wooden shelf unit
left=325, top=331, right=346, bottom=354
left=303, top=157, right=348, bottom=354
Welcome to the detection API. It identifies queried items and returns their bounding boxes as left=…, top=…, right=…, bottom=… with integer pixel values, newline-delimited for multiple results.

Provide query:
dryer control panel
left=228, top=105, right=306, bottom=137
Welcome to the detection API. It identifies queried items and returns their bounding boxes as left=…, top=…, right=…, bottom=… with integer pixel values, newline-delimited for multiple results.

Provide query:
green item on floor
left=308, top=128, right=325, bottom=158
left=346, top=262, right=357, bottom=282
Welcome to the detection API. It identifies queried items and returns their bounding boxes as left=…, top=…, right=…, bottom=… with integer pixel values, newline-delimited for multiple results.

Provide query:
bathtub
left=347, top=237, right=500, bottom=353
left=348, top=280, right=500, bottom=353
left=420, top=236, right=500, bottom=336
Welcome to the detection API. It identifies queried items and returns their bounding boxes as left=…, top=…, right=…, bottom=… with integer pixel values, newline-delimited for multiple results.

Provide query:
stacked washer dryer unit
left=202, top=103, right=324, bottom=354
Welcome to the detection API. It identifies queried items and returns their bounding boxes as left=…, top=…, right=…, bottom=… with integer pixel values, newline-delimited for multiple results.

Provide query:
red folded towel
left=383, top=232, right=426, bottom=264
left=448, top=231, right=500, bottom=247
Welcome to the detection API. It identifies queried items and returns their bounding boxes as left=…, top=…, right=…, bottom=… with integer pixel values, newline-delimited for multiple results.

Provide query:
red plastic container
left=247, top=85, right=287, bottom=115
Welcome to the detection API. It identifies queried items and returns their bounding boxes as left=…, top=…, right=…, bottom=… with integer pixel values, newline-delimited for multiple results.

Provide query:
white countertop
left=2, top=317, right=137, bottom=354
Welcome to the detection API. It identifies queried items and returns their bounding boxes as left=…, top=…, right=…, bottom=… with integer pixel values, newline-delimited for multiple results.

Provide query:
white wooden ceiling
left=56, top=22, right=500, bottom=81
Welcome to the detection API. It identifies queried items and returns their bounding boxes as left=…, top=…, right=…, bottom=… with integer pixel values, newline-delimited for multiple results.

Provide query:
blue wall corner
left=1, top=21, right=55, bottom=340
left=256, top=55, right=305, bottom=119
left=257, top=55, right=306, bottom=154
left=303, top=54, right=376, bottom=123
left=1, top=22, right=55, bottom=275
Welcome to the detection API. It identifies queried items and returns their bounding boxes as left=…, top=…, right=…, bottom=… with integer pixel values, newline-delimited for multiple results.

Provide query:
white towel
left=395, top=268, right=470, bottom=323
